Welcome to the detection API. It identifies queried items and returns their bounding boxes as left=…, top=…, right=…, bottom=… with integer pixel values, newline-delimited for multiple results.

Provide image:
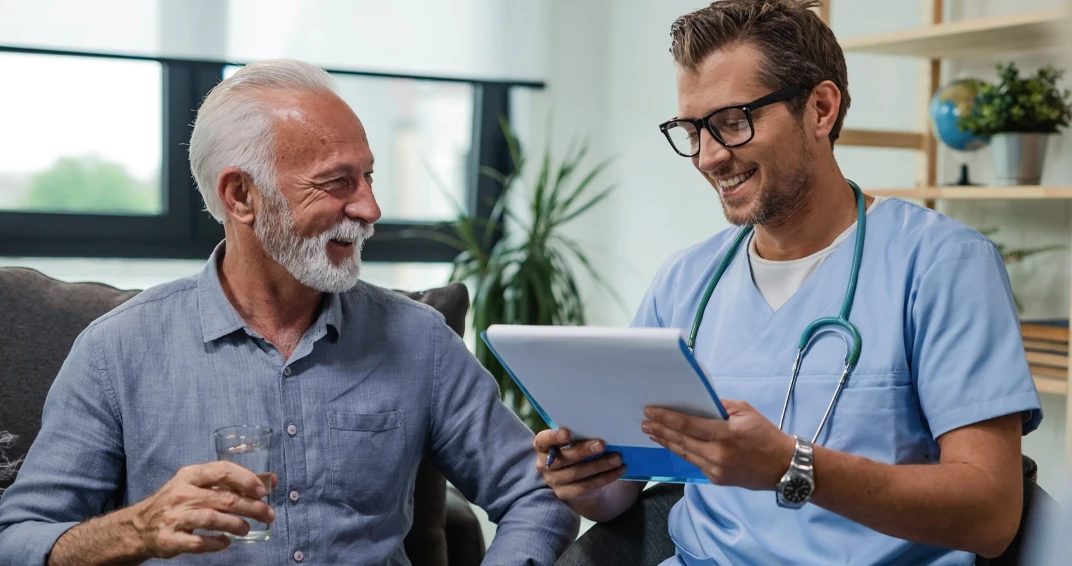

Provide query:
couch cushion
left=0, top=267, right=139, bottom=490
left=395, top=282, right=472, bottom=566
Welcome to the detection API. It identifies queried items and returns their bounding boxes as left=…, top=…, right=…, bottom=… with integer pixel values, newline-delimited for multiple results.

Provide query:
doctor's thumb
left=720, top=399, right=755, bottom=415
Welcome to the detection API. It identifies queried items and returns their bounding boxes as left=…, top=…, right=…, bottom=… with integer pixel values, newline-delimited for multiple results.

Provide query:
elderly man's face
left=253, top=90, right=381, bottom=293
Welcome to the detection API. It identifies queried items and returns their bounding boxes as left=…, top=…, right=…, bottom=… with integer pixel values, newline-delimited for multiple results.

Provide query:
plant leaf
left=554, top=158, right=614, bottom=221
left=556, top=184, right=616, bottom=226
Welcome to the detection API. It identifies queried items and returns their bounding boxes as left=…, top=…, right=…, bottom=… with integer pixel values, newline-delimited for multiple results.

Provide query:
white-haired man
left=0, top=59, right=579, bottom=565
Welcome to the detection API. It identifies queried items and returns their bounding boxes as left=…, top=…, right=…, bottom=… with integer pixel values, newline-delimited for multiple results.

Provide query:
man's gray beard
left=254, top=189, right=374, bottom=293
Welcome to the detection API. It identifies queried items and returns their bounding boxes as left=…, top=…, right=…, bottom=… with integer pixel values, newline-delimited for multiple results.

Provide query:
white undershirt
left=748, top=196, right=887, bottom=311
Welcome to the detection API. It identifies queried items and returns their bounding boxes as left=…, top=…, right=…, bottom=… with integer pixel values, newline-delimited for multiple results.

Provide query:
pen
left=545, top=446, right=560, bottom=469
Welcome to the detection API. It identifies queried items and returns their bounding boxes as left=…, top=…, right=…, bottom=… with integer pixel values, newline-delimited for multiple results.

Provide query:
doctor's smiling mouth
left=709, top=166, right=759, bottom=202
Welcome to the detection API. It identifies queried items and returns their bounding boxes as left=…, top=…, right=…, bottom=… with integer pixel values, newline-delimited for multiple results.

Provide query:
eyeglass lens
left=666, top=107, right=752, bottom=155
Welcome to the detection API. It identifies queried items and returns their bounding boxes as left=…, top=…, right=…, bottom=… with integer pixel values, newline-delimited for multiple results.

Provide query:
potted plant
left=407, top=118, right=622, bottom=431
left=958, top=62, right=1072, bottom=186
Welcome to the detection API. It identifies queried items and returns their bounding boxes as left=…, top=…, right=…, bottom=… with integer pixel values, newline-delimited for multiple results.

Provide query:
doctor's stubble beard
left=720, top=124, right=814, bottom=228
left=254, top=186, right=375, bottom=293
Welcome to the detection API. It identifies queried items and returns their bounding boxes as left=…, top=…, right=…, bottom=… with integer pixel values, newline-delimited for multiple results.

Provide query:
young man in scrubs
left=532, top=0, right=1043, bottom=564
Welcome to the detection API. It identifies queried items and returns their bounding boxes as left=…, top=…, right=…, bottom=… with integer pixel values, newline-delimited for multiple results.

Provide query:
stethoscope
left=687, top=179, right=866, bottom=445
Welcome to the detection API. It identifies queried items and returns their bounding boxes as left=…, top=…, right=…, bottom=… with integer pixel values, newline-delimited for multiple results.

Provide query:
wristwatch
left=775, top=436, right=815, bottom=509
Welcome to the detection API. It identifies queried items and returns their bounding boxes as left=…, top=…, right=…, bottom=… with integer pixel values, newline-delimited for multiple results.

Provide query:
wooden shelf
left=839, top=9, right=1067, bottom=58
left=867, top=187, right=1072, bottom=199
left=839, top=129, right=926, bottom=150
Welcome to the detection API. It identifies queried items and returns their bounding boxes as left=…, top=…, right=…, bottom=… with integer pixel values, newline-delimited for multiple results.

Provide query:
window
left=335, top=76, right=473, bottom=222
left=0, top=52, right=163, bottom=216
left=0, top=46, right=541, bottom=265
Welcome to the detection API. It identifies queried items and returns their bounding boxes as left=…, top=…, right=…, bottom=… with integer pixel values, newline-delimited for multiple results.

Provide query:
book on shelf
left=1020, top=319, right=1069, bottom=343
left=1021, top=319, right=1069, bottom=381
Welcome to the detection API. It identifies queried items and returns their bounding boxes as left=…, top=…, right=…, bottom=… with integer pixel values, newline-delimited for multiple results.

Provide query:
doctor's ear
left=806, top=80, right=842, bottom=144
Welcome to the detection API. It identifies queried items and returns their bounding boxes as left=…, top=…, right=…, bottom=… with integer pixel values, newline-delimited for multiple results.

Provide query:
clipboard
left=481, top=324, right=728, bottom=484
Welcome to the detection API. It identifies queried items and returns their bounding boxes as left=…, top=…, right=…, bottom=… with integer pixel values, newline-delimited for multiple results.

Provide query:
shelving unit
left=819, top=2, right=1072, bottom=453
left=867, top=186, right=1072, bottom=199
left=838, top=8, right=1066, bottom=59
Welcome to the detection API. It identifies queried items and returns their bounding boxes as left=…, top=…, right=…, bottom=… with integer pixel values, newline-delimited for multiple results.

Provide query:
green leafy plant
left=958, top=62, right=1072, bottom=137
left=411, top=117, right=622, bottom=431
left=980, top=227, right=1065, bottom=313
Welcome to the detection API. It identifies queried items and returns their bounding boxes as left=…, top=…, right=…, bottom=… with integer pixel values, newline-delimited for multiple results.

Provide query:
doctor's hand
left=532, top=428, right=627, bottom=502
left=642, top=400, right=796, bottom=490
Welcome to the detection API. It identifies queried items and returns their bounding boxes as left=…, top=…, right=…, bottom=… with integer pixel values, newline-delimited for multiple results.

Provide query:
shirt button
left=287, top=424, right=297, bottom=436
left=289, top=490, right=300, bottom=502
left=293, top=550, right=304, bottom=562
left=283, top=366, right=292, bottom=377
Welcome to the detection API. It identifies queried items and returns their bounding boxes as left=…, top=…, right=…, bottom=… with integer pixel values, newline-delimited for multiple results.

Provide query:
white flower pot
left=991, top=133, right=1051, bottom=186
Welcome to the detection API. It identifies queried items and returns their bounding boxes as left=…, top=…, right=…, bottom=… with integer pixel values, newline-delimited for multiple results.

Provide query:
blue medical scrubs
left=632, top=198, right=1043, bottom=565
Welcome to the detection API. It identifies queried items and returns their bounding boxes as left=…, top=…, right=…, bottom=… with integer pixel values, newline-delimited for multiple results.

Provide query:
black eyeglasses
left=659, top=84, right=804, bottom=157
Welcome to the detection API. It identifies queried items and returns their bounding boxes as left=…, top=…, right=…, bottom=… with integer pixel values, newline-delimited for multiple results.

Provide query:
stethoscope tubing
left=687, top=180, right=867, bottom=443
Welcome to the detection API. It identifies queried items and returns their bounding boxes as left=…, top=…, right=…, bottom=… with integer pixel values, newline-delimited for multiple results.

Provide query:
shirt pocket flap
left=328, top=410, right=403, bottom=431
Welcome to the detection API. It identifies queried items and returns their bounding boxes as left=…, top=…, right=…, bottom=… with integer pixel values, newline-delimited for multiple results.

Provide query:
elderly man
left=0, top=58, right=578, bottom=565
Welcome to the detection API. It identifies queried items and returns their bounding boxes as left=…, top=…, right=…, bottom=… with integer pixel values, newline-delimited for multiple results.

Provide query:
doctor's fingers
left=532, top=428, right=573, bottom=453
left=643, top=409, right=726, bottom=441
left=646, top=423, right=722, bottom=464
left=649, top=432, right=725, bottom=478
left=538, top=440, right=607, bottom=472
left=552, top=466, right=628, bottom=502
left=544, top=454, right=626, bottom=490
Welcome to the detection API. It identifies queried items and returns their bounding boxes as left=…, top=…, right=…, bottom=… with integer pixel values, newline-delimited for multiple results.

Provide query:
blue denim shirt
left=0, top=248, right=578, bottom=565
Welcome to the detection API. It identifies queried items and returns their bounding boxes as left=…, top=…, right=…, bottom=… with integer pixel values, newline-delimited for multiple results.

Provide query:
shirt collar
left=197, top=241, right=345, bottom=343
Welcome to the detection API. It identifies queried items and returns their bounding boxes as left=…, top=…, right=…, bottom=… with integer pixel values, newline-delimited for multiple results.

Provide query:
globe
left=929, top=78, right=990, bottom=152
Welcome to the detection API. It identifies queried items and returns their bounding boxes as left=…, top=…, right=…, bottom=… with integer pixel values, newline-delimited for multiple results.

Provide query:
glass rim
left=213, top=425, right=273, bottom=439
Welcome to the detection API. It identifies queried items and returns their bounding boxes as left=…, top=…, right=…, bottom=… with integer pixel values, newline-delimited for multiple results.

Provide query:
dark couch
left=0, top=266, right=485, bottom=566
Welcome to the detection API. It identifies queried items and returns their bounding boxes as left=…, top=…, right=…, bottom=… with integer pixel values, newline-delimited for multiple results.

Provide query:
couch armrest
left=445, top=485, right=485, bottom=566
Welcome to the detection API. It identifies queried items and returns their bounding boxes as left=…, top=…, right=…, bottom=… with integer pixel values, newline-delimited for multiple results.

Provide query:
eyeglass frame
left=658, top=83, right=805, bottom=157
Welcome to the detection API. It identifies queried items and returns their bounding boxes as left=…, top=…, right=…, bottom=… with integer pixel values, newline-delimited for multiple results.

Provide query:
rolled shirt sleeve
left=427, top=323, right=579, bottom=565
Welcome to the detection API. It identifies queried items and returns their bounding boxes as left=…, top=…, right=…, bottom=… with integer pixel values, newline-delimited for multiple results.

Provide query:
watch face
left=781, top=477, right=813, bottom=504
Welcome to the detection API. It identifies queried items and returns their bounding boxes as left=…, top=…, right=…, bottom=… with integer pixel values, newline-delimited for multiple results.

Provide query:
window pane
left=0, top=53, right=163, bottom=216
left=341, top=77, right=472, bottom=222
left=0, top=257, right=205, bottom=291
left=223, top=66, right=472, bottom=222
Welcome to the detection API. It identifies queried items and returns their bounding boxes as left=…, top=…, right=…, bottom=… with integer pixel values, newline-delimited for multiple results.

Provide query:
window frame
left=0, top=45, right=543, bottom=262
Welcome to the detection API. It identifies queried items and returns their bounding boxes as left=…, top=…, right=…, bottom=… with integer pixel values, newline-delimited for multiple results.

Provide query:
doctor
left=533, top=0, right=1043, bottom=564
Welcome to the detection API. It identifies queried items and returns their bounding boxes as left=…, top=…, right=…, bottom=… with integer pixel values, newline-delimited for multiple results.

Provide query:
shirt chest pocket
left=828, top=374, right=932, bottom=465
left=327, top=410, right=407, bottom=514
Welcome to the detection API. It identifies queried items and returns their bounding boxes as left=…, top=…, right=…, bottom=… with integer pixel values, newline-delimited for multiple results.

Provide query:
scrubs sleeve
left=910, top=238, right=1043, bottom=439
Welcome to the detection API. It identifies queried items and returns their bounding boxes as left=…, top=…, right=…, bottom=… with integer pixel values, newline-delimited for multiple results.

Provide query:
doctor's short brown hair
left=669, top=0, right=850, bottom=145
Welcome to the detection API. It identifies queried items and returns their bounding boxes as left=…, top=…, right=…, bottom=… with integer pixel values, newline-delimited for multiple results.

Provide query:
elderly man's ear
left=218, top=167, right=257, bottom=225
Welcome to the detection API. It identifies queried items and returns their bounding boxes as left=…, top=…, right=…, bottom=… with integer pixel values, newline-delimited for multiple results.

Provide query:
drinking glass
left=213, top=425, right=272, bottom=542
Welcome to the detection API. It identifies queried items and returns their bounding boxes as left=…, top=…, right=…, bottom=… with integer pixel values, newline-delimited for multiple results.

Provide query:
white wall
left=525, top=0, right=724, bottom=329
left=530, top=0, right=1072, bottom=493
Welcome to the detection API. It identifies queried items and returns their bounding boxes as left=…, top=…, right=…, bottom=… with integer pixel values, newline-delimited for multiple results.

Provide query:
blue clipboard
left=480, top=325, right=728, bottom=484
